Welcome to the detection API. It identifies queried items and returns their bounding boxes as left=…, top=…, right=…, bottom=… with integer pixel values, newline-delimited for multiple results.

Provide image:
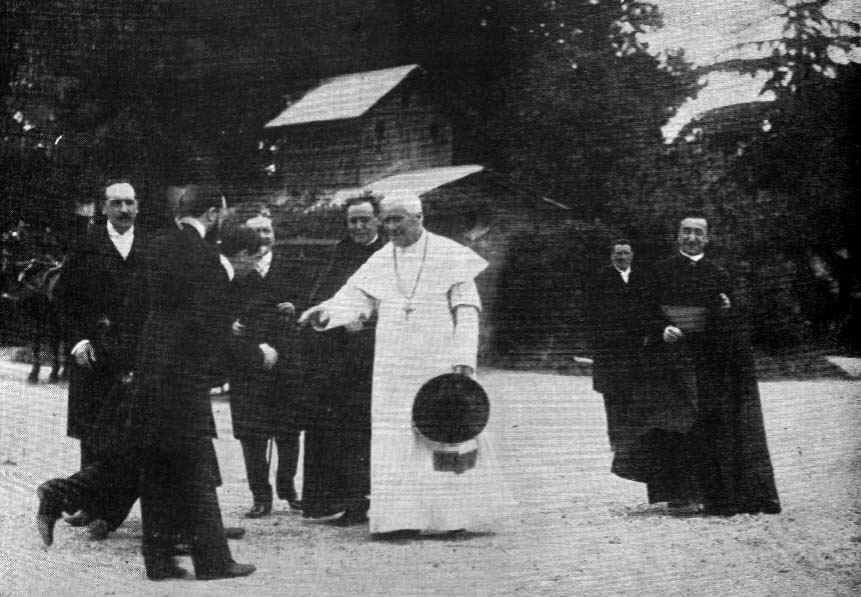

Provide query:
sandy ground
left=0, top=358, right=858, bottom=596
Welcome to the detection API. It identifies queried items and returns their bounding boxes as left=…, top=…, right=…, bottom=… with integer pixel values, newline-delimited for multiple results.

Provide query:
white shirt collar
left=615, top=267, right=631, bottom=282
left=219, top=254, right=235, bottom=281
left=363, top=234, right=379, bottom=247
left=681, top=251, right=705, bottom=262
left=106, top=221, right=134, bottom=239
left=257, top=249, right=273, bottom=277
left=106, top=221, right=134, bottom=259
left=177, top=217, right=207, bottom=239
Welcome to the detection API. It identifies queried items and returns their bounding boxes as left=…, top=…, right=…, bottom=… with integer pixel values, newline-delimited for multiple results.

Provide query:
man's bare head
left=678, top=217, right=709, bottom=257
left=380, top=190, right=424, bottom=248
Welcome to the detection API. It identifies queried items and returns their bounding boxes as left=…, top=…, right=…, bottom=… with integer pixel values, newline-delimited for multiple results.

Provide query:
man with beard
left=132, top=185, right=256, bottom=580
left=227, top=212, right=303, bottom=518
left=648, top=216, right=781, bottom=516
left=300, top=194, right=384, bottom=524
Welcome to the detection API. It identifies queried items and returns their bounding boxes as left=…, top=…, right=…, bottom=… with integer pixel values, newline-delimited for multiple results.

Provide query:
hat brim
left=412, top=373, right=489, bottom=444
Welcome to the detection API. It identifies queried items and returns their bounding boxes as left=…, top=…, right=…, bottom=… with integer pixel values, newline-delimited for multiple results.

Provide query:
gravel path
left=0, top=359, right=858, bottom=596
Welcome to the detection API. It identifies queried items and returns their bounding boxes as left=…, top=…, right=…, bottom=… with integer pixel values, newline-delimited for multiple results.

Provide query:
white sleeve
left=451, top=304, right=479, bottom=370
left=318, top=285, right=376, bottom=330
left=449, top=280, right=482, bottom=311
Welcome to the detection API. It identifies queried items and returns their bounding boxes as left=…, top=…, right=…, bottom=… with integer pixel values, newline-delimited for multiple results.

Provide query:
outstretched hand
left=297, top=304, right=329, bottom=330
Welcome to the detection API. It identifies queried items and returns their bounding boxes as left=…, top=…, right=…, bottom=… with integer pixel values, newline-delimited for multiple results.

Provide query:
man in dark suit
left=300, top=194, right=384, bottom=524
left=587, top=239, right=668, bottom=451
left=586, top=239, right=699, bottom=496
left=59, top=180, right=148, bottom=535
left=227, top=213, right=303, bottom=518
left=35, top=220, right=256, bottom=555
left=133, top=185, right=255, bottom=581
left=650, top=216, right=781, bottom=516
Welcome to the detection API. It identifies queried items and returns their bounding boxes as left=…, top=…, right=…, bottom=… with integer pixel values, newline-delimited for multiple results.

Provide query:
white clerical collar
left=396, top=230, right=427, bottom=255
left=681, top=251, right=705, bottom=262
left=106, top=221, right=134, bottom=239
left=177, top=217, right=207, bottom=239
left=615, top=267, right=631, bottom=282
left=364, top=235, right=379, bottom=247
left=257, top=249, right=273, bottom=277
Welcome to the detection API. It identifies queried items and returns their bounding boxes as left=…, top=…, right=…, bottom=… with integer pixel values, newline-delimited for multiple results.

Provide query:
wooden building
left=263, top=64, right=453, bottom=190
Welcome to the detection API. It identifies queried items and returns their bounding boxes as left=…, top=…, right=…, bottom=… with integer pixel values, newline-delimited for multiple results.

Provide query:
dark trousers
left=39, top=452, right=139, bottom=529
left=70, top=441, right=137, bottom=527
left=139, top=441, right=231, bottom=576
left=239, top=432, right=300, bottom=504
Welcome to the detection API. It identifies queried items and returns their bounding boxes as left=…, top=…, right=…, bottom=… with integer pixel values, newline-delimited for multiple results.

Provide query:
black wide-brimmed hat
left=412, top=373, right=490, bottom=444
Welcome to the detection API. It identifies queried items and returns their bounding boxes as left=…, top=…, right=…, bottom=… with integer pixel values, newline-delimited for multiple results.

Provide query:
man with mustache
left=59, top=179, right=149, bottom=536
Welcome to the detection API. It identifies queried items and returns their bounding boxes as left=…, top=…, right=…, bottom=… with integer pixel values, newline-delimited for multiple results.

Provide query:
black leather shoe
left=224, top=526, right=246, bottom=540
left=331, top=509, right=369, bottom=527
left=36, top=484, right=62, bottom=546
left=196, top=561, right=256, bottom=580
left=145, top=557, right=189, bottom=581
left=64, top=510, right=91, bottom=527
left=244, top=502, right=272, bottom=519
left=88, top=519, right=111, bottom=540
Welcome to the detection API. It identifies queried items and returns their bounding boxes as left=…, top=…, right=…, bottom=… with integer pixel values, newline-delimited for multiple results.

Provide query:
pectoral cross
left=403, top=301, right=415, bottom=320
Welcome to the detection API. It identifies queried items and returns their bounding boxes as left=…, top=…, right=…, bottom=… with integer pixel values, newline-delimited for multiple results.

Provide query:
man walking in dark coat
left=301, top=195, right=384, bottom=523
left=132, top=185, right=255, bottom=580
left=228, top=213, right=302, bottom=518
left=648, top=216, right=781, bottom=516
left=59, top=180, right=148, bottom=535
left=35, top=220, right=257, bottom=556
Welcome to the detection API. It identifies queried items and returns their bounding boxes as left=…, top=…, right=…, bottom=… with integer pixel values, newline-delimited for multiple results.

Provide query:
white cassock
left=319, top=230, right=507, bottom=533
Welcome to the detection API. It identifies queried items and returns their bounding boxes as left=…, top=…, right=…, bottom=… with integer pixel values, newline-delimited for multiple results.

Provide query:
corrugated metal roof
left=365, top=165, right=484, bottom=197
left=265, top=64, right=419, bottom=128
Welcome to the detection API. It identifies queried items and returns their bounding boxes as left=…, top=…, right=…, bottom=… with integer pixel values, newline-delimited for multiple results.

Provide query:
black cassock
left=628, top=252, right=781, bottom=515
left=299, top=235, right=383, bottom=517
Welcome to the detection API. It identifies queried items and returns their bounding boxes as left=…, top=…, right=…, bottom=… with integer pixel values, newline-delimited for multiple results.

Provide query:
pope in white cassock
left=299, top=190, right=506, bottom=537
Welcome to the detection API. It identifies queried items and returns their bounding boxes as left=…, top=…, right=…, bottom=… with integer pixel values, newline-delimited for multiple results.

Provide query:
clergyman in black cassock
left=646, top=217, right=781, bottom=516
left=300, top=196, right=384, bottom=521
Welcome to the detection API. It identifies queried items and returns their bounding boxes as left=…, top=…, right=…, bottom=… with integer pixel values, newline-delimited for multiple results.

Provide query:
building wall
left=272, top=77, right=453, bottom=190
left=356, top=85, right=453, bottom=185
left=274, top=121, right=361, bottom=189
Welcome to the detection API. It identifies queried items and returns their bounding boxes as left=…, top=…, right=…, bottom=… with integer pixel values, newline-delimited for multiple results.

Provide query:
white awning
left=265, top=64, right=419, bottom=128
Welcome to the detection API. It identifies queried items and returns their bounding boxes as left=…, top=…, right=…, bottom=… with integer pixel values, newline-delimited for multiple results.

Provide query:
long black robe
left=642, top=252, right=781, bottom=514
left=300, top=235, right=384, bottom=516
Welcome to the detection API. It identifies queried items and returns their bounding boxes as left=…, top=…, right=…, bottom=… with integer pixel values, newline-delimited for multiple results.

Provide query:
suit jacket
left=60, top=225, right=148, bottom=442
left=586, top=266, right=666, bottom=395
left=227, top=248, right=307, bottom=438
left=132, top=224, right=232, bottom=455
